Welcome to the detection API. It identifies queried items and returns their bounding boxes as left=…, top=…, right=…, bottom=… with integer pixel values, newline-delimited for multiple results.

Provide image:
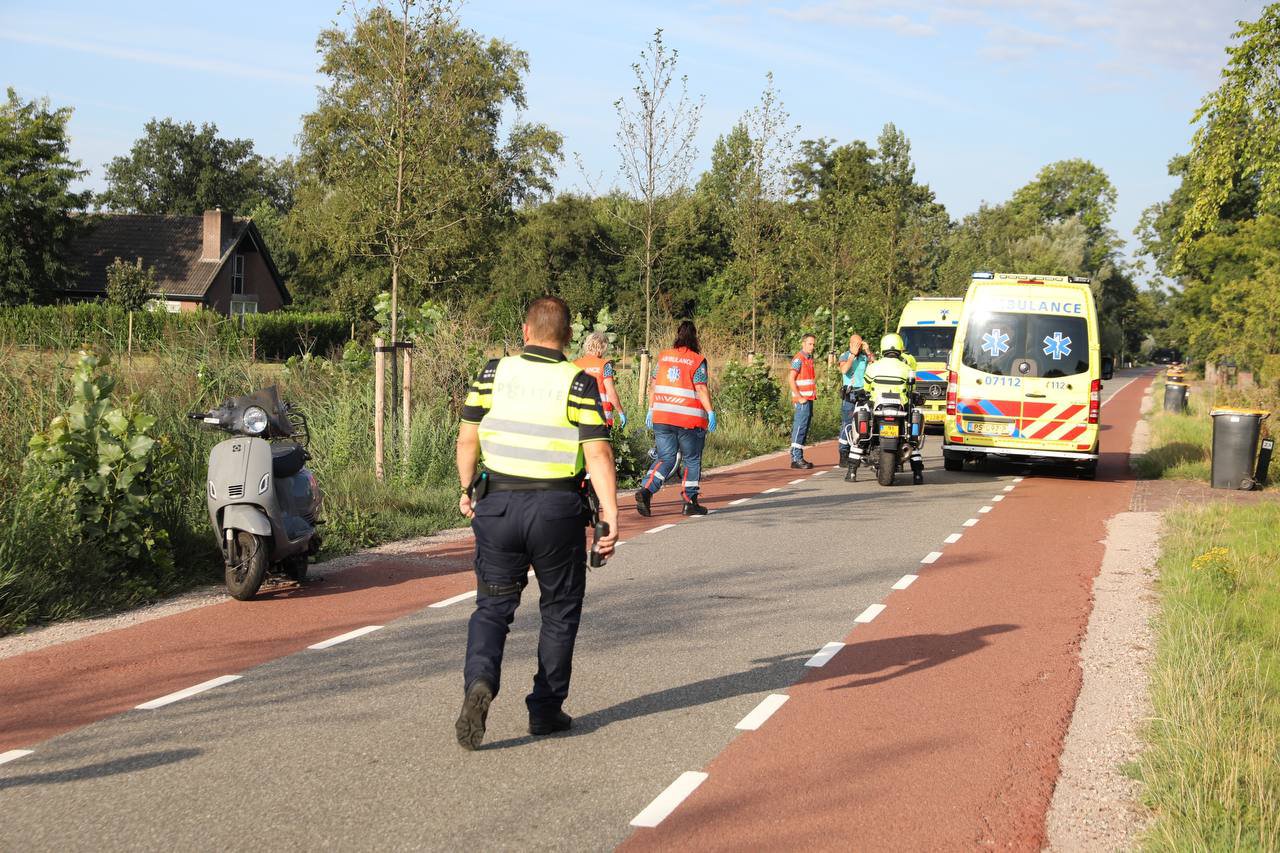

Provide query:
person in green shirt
left=837, top=334, right=874, bottom=467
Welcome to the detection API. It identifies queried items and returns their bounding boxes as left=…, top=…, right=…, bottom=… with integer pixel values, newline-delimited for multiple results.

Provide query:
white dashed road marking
left=647, top=524, right=676, bottom=534
left=855, top=603, right=886, bottom=623
left=920, top=551, right=942, bottom=564
left=0, top=749, right=33, bottom=766
left=308, top=625, right=383, bottom=650
left=789, top=478, right=806, bottom=485
left=812, top=470, right=828, bottom=477
left=762, top=487, right=780, bottom=494
left=1013, top=476, right=1024, bottom=482
left=992, top=495, right=1005, bottom=502
left=944, top=533, right=962, bottom=544
left=1003, top=484, right=1015, bottom=492
left=429, top=590, right=477, bottom=608
left=136, top=675, right=242, bottom=710
left=729, top=498, right=751, bottom=506
left=735, top=694, right=790, bottom=731
left=631, top=772, right=709, bottom=828
left=963, top=518, right=979, bottom=527
left=804, top=642, right=845, bottom=667
left=892, top=574, right=918, bottom=590
left=979, top=505, right=993, bottom=514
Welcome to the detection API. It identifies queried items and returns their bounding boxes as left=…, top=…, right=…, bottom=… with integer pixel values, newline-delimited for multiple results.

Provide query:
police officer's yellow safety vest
left=866, top=355, right=915, bottom=407
left=478, top=356, right=584, bottom=479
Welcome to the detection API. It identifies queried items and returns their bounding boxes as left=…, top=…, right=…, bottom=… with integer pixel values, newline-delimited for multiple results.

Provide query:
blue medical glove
left=645, top=409, right=653, bottom=430
left=617, top=411, right=628, bottom=430
left=707, top=411, right=718, bottom=433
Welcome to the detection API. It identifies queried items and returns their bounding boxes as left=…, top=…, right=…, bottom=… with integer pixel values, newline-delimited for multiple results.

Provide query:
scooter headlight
left=243, top=406, right=268, bottom=436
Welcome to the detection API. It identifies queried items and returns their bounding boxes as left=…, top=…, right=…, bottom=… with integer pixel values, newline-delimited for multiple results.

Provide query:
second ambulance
left=942, top=271, right=1113, bottom=479
left=897, top=296, right=963, bottom=429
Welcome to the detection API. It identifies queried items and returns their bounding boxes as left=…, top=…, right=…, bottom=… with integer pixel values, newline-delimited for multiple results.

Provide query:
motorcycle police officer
left=453, top=295, right=619, bottom=750
left=863, top=333, right=926, bottom=484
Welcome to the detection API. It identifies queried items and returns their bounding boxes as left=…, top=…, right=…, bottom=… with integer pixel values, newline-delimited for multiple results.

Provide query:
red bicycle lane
left=623, top=374, right=1150, bottom=851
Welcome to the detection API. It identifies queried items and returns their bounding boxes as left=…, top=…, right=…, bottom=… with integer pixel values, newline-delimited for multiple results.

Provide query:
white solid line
left=429, top=589, right=477, bottom=608
left=1003, top=484, right=1015, bottom=492
left=0, top=749, right=33, bottom=765
left=308, top=625, right=383, bottom=650
left=735, top=694, right=790, bottom=731
left=892, top=574, right=918, bottom=590
left=647, top=524, right=676, bottom=534
left=805, top=641, right=845, bottom=667
left=978, top=505, right=993, bottom=514
left=944, top=533, right=962, bottom=544
left=992, top=494, right=1005, bottom=502
left=630, top=771, right=709, bottom=828
left=855, top=603, right=886, bottom=623
left=136, top=675, right=241, bottom=710
left=963, top=518, right=979, bottom=527
left=762, top=487, right=780, bottom=494
left=789, top=478, right=806, bottom=485
left=921, top=551, right=943, bottom=564
left=729, top=497, right=751, bottom=506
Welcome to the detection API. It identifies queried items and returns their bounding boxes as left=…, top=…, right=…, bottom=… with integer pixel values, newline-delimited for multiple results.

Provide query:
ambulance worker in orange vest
left=635, top=320, right=717, bottom=517
left=574, top=331, right=627, bottom=429
left=788, top=333, right=818, bottom=469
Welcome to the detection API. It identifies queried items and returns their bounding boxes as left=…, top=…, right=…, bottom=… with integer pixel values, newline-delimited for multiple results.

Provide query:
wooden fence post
left=402, top=345, right=412, bottom=457
left=374, top=337, right=385, bottom=481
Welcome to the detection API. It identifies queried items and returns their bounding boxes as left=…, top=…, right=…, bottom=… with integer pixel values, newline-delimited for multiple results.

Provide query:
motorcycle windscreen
left=229, top=386, right=294, bottom=438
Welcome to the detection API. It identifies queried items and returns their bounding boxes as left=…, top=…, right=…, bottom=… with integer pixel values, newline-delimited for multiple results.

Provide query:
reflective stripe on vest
left=652, top=348, right=708, bottom=428
left=792, top=352, right=817, bottom=401
left=574, top=354, right=615, bottom=420
left=478, top=356, right=584, bottom=479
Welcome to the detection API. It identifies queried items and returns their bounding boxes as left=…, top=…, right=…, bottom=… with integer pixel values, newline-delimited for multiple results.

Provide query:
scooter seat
left=271, top=441, right=308, bottom=478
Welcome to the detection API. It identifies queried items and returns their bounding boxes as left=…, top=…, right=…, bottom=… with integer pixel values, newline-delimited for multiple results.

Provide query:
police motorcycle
left=189, top=386, right=322, bottom=600
left=841, top=387, right=926, bottom=487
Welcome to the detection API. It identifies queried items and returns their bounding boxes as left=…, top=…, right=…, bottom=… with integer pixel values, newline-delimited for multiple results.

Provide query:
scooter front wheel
left=225, top=531, right=269, bottom=600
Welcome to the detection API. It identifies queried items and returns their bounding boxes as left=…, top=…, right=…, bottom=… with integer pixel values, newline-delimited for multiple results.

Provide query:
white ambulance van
left=942, top=272, right=1114, bottom=479
left=897, top=297, right=963, bottom=428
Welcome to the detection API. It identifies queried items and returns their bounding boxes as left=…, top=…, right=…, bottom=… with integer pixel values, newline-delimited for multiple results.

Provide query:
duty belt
left=487, top=476, right=583, bottom=493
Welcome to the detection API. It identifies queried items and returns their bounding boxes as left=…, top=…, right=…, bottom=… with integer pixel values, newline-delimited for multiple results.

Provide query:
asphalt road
left=0, top=372, right=1145, bottom=851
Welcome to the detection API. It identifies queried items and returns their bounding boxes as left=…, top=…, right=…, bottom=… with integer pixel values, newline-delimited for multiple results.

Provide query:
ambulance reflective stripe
left=792, top=353, right=817, bottom=401
left=653, top=402, right=709, bottom=418
left=477, top=357, right=583, bottom=479
left=653, top=384, right=696, bottom=398
left=1018, top=403, right=1087, bottom=440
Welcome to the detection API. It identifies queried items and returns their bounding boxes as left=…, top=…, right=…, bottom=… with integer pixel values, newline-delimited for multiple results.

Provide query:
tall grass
left=1138, top=504, right=1280, bottom=850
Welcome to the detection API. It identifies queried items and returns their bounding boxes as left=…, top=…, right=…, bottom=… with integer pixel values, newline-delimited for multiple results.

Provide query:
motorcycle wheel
left=877, top=447, right=896, bottom=486
left=225, top=531, right=268, bottom=601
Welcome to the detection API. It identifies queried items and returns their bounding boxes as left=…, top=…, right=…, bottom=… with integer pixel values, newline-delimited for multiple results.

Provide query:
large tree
left=0, top=88, right=90, bottom=305
left=99, top=119, right=291, bottom=215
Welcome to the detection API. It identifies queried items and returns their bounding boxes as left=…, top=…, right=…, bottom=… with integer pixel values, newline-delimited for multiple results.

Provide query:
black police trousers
left=464, top=489, right=588, bottom=716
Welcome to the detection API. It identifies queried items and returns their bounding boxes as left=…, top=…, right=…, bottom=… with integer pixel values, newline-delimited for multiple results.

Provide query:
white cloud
left=0, top=30, right=315, bottom=85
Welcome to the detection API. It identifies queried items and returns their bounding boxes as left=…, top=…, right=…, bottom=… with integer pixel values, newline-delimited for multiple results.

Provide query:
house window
left=230, top=299, right=258, bottom=318
left=232, top=254, right=245, bottom=295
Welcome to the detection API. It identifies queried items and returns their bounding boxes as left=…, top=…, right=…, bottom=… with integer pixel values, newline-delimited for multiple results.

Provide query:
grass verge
left=1137, top=503, right=1280, bottom=850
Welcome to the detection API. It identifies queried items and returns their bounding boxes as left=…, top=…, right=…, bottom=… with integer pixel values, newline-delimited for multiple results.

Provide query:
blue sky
left=0, top=0, right=1262, bottom=266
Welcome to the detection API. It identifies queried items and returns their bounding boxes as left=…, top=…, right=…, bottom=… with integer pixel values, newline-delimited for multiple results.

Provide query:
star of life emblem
left=1042, top=332, right=1072, bottom=360
left=666, top=366, right=682, bottom=382
left=982, top=329, right=1010, bottom=358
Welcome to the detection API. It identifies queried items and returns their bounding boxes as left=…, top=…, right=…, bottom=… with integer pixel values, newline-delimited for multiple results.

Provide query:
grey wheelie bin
left=1210, top=408, right=1270, bottom=490
left=1163, top=382, right=1188, bottom=413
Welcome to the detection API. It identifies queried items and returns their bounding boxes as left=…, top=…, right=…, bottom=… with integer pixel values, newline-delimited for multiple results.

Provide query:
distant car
left=1152, top=348, right=1181, bottom=365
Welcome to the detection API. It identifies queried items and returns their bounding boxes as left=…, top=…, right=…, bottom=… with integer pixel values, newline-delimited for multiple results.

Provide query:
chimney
left=202, top=208, right=232, bottom=261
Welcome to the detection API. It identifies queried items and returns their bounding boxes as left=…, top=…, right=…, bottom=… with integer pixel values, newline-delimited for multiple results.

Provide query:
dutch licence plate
left=967, top=421, right=1010, bottom=436
left=880, top=423, right=899, bottom=437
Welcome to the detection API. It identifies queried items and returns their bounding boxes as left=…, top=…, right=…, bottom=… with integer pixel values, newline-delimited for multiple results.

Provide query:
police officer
left=837, top=333, right=874, bottom=468
left=454, top=295, right=619, bottom=750
left=863, top=332, right=925, bottom=484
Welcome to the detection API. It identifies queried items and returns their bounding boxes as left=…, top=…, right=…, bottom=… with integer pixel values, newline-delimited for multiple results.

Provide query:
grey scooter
left=189, top=386, right=322, bottom=600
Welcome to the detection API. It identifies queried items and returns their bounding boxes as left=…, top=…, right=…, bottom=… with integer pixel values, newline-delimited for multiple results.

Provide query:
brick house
left=66, top=209, right=290, bottom=316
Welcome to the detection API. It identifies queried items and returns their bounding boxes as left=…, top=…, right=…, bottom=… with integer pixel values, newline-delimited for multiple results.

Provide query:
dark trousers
left=464, top=489, right=587, bottom=717
left=643, top=423, right=706, bottom=500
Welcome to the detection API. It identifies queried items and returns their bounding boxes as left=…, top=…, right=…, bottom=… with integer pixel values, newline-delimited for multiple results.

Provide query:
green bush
left=718, top=360, right=786, bottom=424
left=240, top=311, right=350, bottom=359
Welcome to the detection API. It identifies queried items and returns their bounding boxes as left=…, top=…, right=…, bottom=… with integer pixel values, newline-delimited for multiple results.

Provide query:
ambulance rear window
left=900, top=326, right=955, bottom=361
left=961, top=312, right=1089, bottom=378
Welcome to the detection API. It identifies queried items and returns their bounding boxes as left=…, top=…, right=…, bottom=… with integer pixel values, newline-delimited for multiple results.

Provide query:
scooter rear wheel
left=225, top=531, right=268, bottom=600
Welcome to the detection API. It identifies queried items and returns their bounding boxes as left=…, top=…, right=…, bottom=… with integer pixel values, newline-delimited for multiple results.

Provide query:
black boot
left=790, top=459, right=815, bottom=469
left=455, top=679, right=494, bottom=751
left=682, top=496, right=708, bottom=516
left=634, top=488, right=652, bottom=517
left=838, top=446, right=849, bottom=467
left=529, top=709, right=573, bottom=736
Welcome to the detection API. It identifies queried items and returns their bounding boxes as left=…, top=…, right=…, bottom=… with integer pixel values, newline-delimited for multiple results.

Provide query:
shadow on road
left=481, top=623, right=1019, bottom=750
left=0, top=748, right=201, bottom=790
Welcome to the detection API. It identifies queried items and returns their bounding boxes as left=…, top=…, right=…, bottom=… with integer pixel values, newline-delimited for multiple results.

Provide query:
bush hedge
left=0, top=303, right=350, bottom=360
